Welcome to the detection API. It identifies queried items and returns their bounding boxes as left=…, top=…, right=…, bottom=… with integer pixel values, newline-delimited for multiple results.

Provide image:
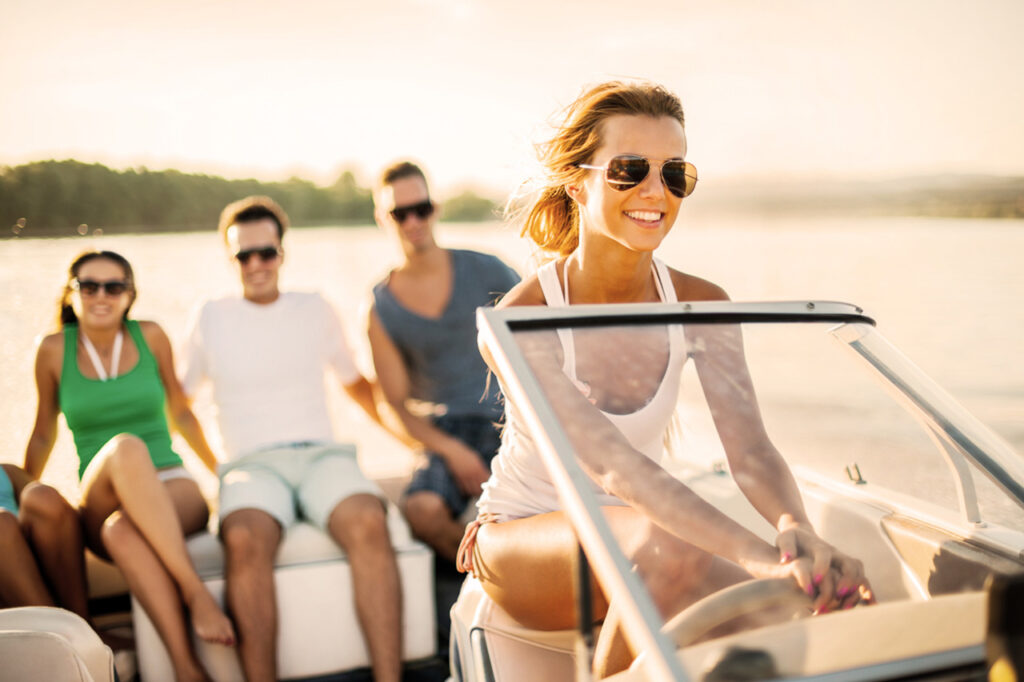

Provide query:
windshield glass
left=481, top=303, right=1024, bottom=678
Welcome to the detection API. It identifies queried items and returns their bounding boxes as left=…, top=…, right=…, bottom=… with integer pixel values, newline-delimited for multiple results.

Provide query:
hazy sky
left=2, top=0, right=1022, bottom=194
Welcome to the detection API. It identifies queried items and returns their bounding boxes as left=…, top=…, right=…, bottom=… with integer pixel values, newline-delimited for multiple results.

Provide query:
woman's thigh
left=79, top=436, right=151, bottom=547
left=474, top=509, right=603, bottom=630
left=474, top=505, right=732, bottom=631
left=78, top=435, right=208, bottom=544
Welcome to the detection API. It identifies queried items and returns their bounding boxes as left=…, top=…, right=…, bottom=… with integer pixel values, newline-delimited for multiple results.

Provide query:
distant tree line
left=698, top=175, right=1024, bottom=220
left=1, top=160, right=500, bottom=239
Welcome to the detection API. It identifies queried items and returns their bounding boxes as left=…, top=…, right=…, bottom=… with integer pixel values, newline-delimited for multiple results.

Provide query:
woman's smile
left=623, top=209, right=666, bottom=229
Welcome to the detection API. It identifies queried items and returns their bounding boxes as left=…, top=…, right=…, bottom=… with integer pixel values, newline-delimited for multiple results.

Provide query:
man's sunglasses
left=72, top=279, right=130, bottom=296
left=390, top=200, right=435, bottom=223
left=234, top=246, right=282, bottom=265
left=578, top=155, right=698, bottom=198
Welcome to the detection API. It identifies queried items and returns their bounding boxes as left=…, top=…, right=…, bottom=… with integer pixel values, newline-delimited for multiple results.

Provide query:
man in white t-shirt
left=181, top=196, right=402, bottom=682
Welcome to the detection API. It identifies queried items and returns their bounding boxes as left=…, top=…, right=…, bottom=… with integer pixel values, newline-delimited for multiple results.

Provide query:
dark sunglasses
left=234, top=246, right=282, bottom=265
left=390, top=200, right=435, bottom=223
left=72, top=279, right=130, bottom=296
left=578, top=155, right=698, bottom=198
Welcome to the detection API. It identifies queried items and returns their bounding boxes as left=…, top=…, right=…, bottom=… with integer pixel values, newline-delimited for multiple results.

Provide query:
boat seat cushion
left=0, top=607, right=115, bottom=682
left=133, top=505, right=435, bottom=681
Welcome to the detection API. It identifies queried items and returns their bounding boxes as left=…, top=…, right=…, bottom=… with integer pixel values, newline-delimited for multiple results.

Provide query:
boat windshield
left=477, top=301, right=1024, bottom=681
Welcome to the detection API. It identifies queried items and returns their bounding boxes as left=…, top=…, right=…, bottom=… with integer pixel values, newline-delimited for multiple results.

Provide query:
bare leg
left=220, top=509, right=282, bottom=682
left=103, top=510, right=211, bottom=682
left=0, top=510, right=54, bottom=607
left=401, top=491, right=464, bottom=562
left=18, top=482, right=90, bottom=618
left=474, top=507, right=749, bottom=678
left=79, top=434, right=234, bottom=646
left=0, top=465, right=57, bottom=608
left=328, top=494, right=402, bottom=682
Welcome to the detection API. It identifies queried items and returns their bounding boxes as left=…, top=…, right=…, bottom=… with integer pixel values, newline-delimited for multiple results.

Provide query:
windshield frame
left=477, top=299, right=1022, bottom=680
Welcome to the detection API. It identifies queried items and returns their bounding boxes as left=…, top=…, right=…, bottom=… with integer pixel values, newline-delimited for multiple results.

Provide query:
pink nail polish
left=837, top=586, right=850, bottom=598
left=814, top=573, right=823, bottom=586
left=782, top=552, right=793, bottom=562
left=806, top=584, right=815, bottom=596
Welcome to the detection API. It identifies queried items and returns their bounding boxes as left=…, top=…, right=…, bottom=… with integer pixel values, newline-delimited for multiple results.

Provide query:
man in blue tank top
left=368, top=161, right=520, bottom=644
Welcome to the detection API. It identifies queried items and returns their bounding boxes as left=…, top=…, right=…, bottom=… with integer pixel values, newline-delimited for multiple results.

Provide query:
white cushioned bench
left=132, top=505, right=435, bottom=681
left=0, top=607, right=116, bottom=682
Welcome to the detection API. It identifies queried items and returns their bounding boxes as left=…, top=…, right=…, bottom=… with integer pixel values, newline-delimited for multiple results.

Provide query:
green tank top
left=60, top=320, right=182, bottom=479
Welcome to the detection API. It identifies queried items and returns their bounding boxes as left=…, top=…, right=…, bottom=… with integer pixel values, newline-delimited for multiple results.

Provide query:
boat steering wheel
left=663, top=577, right=812, bottom=649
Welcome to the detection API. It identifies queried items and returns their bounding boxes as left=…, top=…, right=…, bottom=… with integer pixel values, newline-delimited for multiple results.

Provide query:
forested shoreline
left=3, top=160, right=1023, bottom=239
left=0, top=160, right=499, bottom=238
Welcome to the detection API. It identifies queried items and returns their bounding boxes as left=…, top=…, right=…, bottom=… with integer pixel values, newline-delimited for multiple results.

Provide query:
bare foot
left=185, top=589, right=236, bottom=646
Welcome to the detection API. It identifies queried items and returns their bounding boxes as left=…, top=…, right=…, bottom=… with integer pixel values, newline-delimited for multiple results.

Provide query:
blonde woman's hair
left=515, top=81, right=686, bottom=257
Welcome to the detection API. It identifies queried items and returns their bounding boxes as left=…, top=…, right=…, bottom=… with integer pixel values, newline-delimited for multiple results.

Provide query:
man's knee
left=401, top=492, right=451, bottom=532
left=329, top=495, right=389, bottom=547
left=220, top=509, right=282, bottom=564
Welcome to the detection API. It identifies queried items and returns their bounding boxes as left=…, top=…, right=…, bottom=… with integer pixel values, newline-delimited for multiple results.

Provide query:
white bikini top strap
left=651, top=258, right=690, bottom=356
left=541, top=258, right=679, bottom=381
left=536, top=260, right=578, bottom=379
left=536, top=260, right=567, bottom=307
left=652, top=258, right=678, bottom=303
left=81, top=328, right=124, bottom=382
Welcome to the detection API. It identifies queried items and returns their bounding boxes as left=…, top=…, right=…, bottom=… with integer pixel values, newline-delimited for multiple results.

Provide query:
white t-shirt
left=181, top=292, right=361, bottom=461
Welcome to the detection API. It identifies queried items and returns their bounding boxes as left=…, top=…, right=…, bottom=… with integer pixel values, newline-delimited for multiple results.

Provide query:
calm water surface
left=1, top=216, right=1021, bottom=508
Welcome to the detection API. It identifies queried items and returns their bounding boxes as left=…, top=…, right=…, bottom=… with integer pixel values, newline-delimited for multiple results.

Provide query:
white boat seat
left=133, top=504, right=436, bottom=681
left=0, top=606, right=115, bottom=682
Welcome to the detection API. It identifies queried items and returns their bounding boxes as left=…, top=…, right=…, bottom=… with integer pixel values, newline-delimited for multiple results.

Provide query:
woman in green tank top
left=23, top=250, right=235, bottom=681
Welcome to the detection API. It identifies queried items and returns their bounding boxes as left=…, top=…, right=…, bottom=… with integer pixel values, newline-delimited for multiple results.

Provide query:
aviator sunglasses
left=234, top=246, right=282, bottom=265
left=578, top=155, right=698, bottom=198
left=390, top=200, right=435, bottom=223
left=72, top=279, right=130, bottom=296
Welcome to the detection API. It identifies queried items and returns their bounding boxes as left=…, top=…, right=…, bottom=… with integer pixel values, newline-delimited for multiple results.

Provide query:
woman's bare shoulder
left=34, top=331, right=65, bottom=376
left=497, top=271, right=548, bottom=309
left=137, top=320, right=171, bottom=349
left=36, top=331, right=64, bottom=356
left=137, top=319, right=167, bottom=337
left=667, top=268, right=731, bottom=302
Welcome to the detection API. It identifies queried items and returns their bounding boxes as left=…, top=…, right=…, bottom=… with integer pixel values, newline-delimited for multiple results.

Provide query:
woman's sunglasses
left=390, top=200, right=435, bottom=223
left=72, top=279, right=130, bottom=296
left=578, top=155, right=698, bottom=198
left=234, top=246, right=282, bottom=265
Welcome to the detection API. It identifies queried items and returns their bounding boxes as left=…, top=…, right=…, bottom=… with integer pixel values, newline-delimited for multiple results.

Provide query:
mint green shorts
left=217, top=442, right=384, bottom=532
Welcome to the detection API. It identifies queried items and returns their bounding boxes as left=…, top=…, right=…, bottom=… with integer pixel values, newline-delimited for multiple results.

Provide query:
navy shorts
left=404, top=414, right=501, bottom=518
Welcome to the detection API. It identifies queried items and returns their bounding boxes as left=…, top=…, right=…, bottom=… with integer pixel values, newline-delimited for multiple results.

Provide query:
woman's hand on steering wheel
left=775, top=524, right=875, bottom=614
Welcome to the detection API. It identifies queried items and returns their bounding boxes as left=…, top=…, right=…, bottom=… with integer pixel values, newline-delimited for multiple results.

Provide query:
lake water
left=1, top=215, right=1022, bottom=509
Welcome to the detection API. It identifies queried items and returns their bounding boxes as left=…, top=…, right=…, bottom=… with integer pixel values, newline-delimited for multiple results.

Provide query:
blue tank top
left=372, top=249, right=519, bottom=419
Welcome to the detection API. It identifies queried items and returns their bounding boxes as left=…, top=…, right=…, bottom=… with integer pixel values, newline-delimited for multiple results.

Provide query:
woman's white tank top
left=477, top=258, right=688, bottom=520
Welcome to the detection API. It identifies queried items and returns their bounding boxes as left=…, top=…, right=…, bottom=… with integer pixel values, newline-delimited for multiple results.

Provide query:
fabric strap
left=80, top=328, right=123, bottom=381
